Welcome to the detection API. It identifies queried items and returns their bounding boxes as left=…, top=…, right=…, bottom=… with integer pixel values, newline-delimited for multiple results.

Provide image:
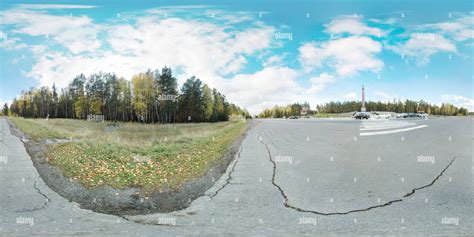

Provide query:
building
left=300, top=106, right=309, bottom=116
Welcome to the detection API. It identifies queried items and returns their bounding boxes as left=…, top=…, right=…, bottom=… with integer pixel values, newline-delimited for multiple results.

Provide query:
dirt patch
left=7, top=119, right=256, bottom=216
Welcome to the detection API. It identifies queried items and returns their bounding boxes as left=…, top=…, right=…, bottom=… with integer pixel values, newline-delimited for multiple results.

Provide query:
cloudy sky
left=0, top=0, right=473, bottom=114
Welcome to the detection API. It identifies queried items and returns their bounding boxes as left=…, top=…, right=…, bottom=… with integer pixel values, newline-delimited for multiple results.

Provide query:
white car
left=354, top=112, right=371, bottom=119
left=372, top=112, right=391, bottom=119
left=396, top=113, right=406, bottom=119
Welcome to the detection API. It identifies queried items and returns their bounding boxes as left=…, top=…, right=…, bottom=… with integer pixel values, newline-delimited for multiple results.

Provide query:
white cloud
left=29, top=45, right=48, bottom=55
left=26, top=51, right=115, bottom=88
left=221, top=56, right=248, bottom=75
left=0, top=38, right=27, bottom=50
left=422, top=15, right=473, bottom=42
left=232, top=26, right=274, bottom=54
left=262, top=54, right=287, bottom=67
left=13, top=11, right=275, bottom=99
left=219, top=67, right=305, bottom=114
left=386, top=14, right=472, bottom=65
left=0, top=10, right=100, bottom=54
left=15, top=4, right=97, bottom=10
left=389, top=33, right=457, bottom=65
left=0, top=100, right=12, bottom=107
left=104, top=16, right=274, bottom=87
left=374, top=91, right=391, bottom=101
left=146, top=8, right=256, bottom=25
left=441, top=94, right=474, bottom=111
left=370, top=18, right=397, bottom=25
left=0, top=31, right=27, bottom=50
left=296, top=16, right=386, bottom=106
left=307, top=73, right=335, bottom=93
left=342, top=92, right=357, bottom=100
left=203, top=10, right=256, bottom=24
left=326, top=15, right=386, bottom=37
left=299, top=36, right=383, bottom=76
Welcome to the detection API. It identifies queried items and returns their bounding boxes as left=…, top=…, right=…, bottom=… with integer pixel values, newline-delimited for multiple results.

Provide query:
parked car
left=354, top=112, right=371, bottom=119
left=397, top=113, right=428, bottom=119
left=288, top=116, right=299, bottom=119
left=396, top=113, right=406, bottom=118
left=372, top=112, right=391, bottom=119
left=418, top=113, right=428, bottom=119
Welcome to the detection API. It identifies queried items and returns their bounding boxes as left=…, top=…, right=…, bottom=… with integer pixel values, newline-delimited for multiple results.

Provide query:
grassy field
left=10, top=117, right=247, bottom=193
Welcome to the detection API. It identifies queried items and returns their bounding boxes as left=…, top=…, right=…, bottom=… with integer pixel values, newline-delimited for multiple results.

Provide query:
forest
left=3, top=67, right=250, bottom=123
left=316, top=100, right=468, bottom=116
left=258, top=100, right=469, bottom=118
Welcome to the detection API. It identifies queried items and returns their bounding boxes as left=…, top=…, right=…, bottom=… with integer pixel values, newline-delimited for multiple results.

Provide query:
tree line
left=4, top=67, right=250, bottom=123
left=257, top=100, right=469, bottom=118
left=258, top=102, right=311, bottom=118
left=316, top=100, right=468, bottom=116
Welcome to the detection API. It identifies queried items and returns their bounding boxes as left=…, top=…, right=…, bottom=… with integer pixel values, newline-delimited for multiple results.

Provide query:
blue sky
left=0, top=0, right=473, bottom=114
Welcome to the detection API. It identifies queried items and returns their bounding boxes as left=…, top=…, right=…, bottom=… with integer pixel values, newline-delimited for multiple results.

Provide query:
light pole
left=361, top=85, right=366, bottom=112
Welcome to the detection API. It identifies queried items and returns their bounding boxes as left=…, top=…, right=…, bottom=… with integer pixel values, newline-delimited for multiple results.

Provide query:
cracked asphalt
left=0, top=117, right=472, bottom=236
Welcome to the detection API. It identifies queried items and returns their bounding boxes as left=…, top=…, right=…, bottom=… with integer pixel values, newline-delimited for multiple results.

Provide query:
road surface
left=0, top=117, right=472, bottom=236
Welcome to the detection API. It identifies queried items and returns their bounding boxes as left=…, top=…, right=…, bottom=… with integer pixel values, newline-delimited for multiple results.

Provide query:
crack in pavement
left=210, top=146, right=243, bottom=199
left=403, top=157, right=456, bottom=198
left=261, top=130, right=282, bottom=150
left=16, top=181, right=51, bottom=213
left=258, top=134, right=456, bottom=216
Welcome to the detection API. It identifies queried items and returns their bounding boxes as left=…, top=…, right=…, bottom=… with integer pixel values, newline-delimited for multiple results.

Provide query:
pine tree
left=2, top=103, right=9, bottom=116
left=202, top=84, right=214, bottom=122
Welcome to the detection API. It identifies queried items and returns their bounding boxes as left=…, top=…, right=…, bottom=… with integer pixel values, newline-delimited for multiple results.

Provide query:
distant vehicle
left=397, top=113, right=428, bottom=119
left=354, top=112, right=370, bottom=119
left=396, top=113, right=406, bottom=118
left=413, top=113, right=428, bottom=119
left=372, top=112, right=391, bottom=119
left=418, top=113, right=428, bottom=119
left=288, top=116, right=299, bottom=119
left=401, top=113, right=415, bottom=118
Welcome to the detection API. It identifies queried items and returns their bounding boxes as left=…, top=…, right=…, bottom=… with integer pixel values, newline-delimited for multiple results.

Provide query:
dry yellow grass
left=10, top=117, right=236, bottom=147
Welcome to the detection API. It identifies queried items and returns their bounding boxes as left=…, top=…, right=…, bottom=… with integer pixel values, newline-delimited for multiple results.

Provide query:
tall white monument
left=361, top=85, right=366, bottom=112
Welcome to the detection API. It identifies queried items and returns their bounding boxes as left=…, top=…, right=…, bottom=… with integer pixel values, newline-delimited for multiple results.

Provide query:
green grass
left=9, top=117, right=237, bottom=145
left=9, top=117, right=67, bottom=140
left=10, top=117, right=247, bottom=193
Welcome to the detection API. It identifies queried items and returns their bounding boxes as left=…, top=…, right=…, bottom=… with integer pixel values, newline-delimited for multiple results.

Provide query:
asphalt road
left=0, top=117, right=472, bottom=236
